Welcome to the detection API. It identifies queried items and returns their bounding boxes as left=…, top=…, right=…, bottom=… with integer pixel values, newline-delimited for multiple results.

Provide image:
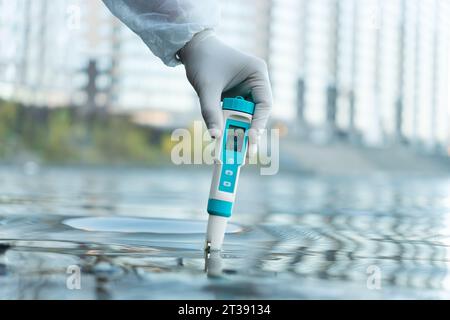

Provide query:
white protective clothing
left=102, top=0, right=219, bottom=67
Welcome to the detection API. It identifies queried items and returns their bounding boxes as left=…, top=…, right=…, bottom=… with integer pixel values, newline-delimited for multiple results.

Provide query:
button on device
left=219, top=164, right=238, bottom=193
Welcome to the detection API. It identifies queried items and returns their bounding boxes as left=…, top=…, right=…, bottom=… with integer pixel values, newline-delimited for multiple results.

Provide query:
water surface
left=1, top=166, right=450, bottom=299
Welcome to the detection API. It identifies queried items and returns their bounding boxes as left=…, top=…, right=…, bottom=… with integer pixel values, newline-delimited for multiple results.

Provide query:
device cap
left=222, top=96, right=255, bottom=115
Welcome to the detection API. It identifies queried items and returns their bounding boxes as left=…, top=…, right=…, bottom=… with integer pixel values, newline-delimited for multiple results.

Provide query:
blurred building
left=0, top=0, right=196, bottom=114
left=0, top=0, right=79, bottom=107
left=0, top=0, right=449, bottom=153
left=279, top=0, right=450, bottom=153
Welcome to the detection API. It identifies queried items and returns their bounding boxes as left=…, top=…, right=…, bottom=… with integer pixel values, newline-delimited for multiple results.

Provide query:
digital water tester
left=205, top=96, right=255, bottom=252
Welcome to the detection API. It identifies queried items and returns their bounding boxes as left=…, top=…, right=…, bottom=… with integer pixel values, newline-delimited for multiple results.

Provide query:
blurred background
left=0, top=0, right=449, bottom=173
left=1, top=0, right=450, bottom=299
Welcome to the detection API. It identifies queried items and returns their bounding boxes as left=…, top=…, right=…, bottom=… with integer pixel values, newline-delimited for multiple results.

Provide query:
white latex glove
left=178, top=30, right=273, bottom=153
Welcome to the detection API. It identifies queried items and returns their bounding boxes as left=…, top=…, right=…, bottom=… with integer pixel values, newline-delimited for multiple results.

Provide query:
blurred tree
left=0, top=100, right=170, bottom=165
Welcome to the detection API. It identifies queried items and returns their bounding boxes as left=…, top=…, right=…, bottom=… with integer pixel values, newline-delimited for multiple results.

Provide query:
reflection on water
left=1, top=166, right=450, bottom=299
left=64, top=217, right=243, bottom=234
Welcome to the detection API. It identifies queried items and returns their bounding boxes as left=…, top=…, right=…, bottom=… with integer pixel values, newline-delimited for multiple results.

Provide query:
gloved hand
left=178, top=30, right=272, bottom=154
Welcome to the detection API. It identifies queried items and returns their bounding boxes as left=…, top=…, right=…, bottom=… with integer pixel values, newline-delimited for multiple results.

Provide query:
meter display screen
left=225, top=125, right=246, bottom=152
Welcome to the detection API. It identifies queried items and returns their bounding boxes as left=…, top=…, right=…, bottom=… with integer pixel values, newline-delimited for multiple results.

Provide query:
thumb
left=198, top=87, right=223, bottom=138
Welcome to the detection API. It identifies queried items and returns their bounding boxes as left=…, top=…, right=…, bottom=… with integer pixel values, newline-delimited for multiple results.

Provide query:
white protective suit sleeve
left=102, top=0, right=220, bottom=67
